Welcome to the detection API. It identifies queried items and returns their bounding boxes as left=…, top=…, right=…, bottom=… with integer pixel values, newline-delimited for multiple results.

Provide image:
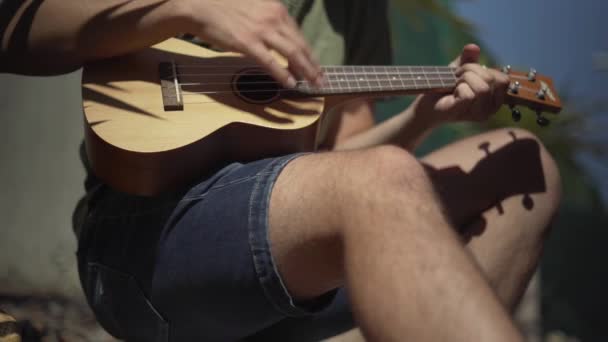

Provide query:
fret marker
left=360, top=78, right=364, bottom=81
left=417, top=76, right=422, bottom=80
left=392, top=77, right=397, bottom=80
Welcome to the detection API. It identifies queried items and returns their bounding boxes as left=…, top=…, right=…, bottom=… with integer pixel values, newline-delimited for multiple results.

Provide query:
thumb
left=449, top=44, right=481, bottom=67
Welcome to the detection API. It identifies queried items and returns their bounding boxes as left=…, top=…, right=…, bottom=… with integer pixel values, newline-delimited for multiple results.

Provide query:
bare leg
left=269, top=145, right=522, bottom=341
left=422, top=128, right=561, bottom=310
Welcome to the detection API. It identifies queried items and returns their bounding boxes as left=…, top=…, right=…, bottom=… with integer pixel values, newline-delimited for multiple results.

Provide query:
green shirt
left=282, top=0, right=392, bottom=66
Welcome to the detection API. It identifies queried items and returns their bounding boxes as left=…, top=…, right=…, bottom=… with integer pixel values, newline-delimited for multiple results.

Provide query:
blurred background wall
left=0, top=71, right=84, bottom=300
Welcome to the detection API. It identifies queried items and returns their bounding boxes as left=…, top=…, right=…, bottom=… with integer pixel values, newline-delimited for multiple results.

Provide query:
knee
left=332, top=145, right=448, bottom=239
left=352, top=145, right=431, bottom=193
left=334, top=145, right=440, bottom=226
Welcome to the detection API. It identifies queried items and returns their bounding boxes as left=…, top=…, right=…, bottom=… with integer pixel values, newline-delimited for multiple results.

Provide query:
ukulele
left=82, top=38, right=562, bottom=196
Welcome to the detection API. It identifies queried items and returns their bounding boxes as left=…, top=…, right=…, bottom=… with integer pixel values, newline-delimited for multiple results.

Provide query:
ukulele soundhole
left=234, top=69, right=281, bottom=104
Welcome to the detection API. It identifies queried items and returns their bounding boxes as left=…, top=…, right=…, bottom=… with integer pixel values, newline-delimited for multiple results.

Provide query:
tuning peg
left=509, top=81, right=521, bottom=94
left=510, top=106, right=522, bottom=122
left=536, top=111, right=550, bottom=127
left=536, top=87, right=547, bottom=100
left=502, top=65, right=512, bottom=74
left=528, top=68, right=537, bottom=82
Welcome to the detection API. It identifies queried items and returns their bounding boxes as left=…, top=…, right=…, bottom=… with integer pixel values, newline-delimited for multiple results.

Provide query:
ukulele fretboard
left=297, top=65, right=458, bottom=96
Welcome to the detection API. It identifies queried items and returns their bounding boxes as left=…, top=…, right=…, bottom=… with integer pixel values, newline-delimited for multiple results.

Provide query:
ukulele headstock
left=502, top=66, right=562, bottom=127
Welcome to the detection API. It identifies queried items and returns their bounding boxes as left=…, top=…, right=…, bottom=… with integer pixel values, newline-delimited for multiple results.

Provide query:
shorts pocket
left=87, top=263, right=169, bottom=342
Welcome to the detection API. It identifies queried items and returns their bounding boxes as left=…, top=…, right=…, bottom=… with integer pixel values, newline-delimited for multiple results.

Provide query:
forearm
left=334, top=96, right=437, bottom=152
left=1, top=0, right=188, bottom=75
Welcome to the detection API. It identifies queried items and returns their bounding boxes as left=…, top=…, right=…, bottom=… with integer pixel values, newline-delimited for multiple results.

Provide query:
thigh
left=420, top=127, right=561, bottom=308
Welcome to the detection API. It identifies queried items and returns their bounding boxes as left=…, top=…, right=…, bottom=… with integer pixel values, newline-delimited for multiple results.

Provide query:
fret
left=425, top=66, right=442, bottom=88
left=325, top=66, right=336, bottom=94
left=333, top=67, right=344, bottom=93
left=388, top=66, right=401, bottom=90
left=379, top=66, right=393, bottom=90
left=398, top=67, right=408, bottom=90
left=355, top=66, right=371, bottom=91
left=343, top=68, right=358, bottom=93
left=377, top=66, right=391, bottom=89
left=448, top=67, right=458, bottom=86
left=370, top=66, right=381, bottom=90
left=337, top=67, right=350, bottom=91
left=298, top=79, right=311, bottom=94
left=435, top=66, right=445, bottom=88
left=396, top=67, right=410, bottom=90
left=419, top=67, right=427, bottom=88
left=408, top=66, right=421, bottom=90
left=350, top=66, right=363, bottom=92
left=402, top=67, right=418, bottom=90
left=337, top=67, right=349, bottom=92
left=422, top=67, right=432, bottom=89
left=420, top=67, right=431, bottom=89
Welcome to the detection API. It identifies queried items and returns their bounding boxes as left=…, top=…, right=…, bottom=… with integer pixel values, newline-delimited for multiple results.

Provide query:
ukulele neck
left=293, top=65, right=457, bottom=97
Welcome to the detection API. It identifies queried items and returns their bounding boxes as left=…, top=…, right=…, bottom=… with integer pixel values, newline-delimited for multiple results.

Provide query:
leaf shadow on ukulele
left=83, top=43, right=322, bottom=125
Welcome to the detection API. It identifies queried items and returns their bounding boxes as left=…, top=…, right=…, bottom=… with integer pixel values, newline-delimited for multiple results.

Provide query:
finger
left=456, top=64, right=495, bottom=85
left=456, top=82, right=488, bottom=122
left=263, top=31, right=320, bottom=87
left=278, top=19, right=323, bottom=85
left=282, top=15, right=315, bottom=59
left=244, top=42, right=297, bottom=88
left=463, top=67, right=510, bottom=114
left=459, top=72, right=493, bottom=121
left=454, top=82, right=476, bottom=119
left=460, top=67, right=510, bottom=114
left=491, top=70, right=510, bottom=112
left=433, top=82, right=474, bottom=118
left=460, top=71, right=492, bottom=97
left=449, top=44, right=481, bottom=67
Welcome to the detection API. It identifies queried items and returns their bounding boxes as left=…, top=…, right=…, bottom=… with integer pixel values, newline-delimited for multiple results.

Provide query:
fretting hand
left=416, top=44, right=510, bottom=125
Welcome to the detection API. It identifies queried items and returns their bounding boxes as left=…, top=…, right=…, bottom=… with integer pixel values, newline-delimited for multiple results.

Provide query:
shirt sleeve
left=344, top=0, right=393, bottom=66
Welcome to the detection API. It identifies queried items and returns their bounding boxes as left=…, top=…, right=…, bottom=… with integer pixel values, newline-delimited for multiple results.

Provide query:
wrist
left=410, top=94, right=442, bottom=130
left=165, top=0, right=197, bottom=34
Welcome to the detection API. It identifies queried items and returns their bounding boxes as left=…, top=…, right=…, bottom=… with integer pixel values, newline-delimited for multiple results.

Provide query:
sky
left=453, top=0, right=607, bottom=102
left=453, top=0, right=608, bottom=204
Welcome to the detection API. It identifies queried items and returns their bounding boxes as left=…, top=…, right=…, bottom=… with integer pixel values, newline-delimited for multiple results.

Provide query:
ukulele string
left=179, top=84, right=545, bottom=106
left=166, top=65, right=541, bottom=104
left=179, top=79, right=457, bottom=95
left=173, top=65, right=538, bottom=86
left=174, top=64, right=456, bottom=70
left=174, top=71, right=457, bottom=77
left=179, top=84, right=454, bottom=105
left=177, top=75, right=458, bottom=87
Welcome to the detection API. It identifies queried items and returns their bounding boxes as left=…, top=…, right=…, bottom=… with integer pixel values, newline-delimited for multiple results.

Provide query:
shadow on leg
left=422, top=127, right=562, bottom=310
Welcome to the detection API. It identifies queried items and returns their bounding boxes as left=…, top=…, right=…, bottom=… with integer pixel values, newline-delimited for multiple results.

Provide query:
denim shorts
left=75, top=153, right=354, bottom=342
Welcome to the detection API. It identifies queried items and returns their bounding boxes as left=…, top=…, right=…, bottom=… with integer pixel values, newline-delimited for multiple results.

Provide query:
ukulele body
left=83, top=38, right=326, bottom=196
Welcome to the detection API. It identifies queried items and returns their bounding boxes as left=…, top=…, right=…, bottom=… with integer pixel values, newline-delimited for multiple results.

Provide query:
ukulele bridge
left=159, top=61, right=184, bottom=111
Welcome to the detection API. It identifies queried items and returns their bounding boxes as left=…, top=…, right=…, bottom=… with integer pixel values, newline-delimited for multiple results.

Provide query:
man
left=1, top=0, right=561, bottom=341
